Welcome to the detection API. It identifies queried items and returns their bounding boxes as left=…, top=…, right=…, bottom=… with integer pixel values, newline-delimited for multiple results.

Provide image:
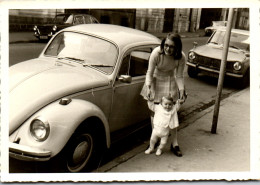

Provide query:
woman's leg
left=171, top=128, right=178, bottom=147
left=170, top=128, right=182, bottom=157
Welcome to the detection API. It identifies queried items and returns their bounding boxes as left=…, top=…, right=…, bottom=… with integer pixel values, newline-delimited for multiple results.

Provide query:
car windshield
left=212, top=21, right=227, bottom=27
left=54, top=14, right=73, bottom=24
left=209, top=30, right=250, bottom=51
left=44, top=32, right=118, bottom=74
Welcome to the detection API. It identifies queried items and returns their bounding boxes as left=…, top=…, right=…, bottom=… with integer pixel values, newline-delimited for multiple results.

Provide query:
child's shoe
left=145, top=147, right=154, bottom=154
left=156, top=149, right=162, bottom=156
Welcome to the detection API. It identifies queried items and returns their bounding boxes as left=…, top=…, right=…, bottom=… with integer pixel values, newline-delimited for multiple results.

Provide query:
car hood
left=9, top=58, right=110, bottom=134
left=38, top=24, right=55, bottom=28
left=192, top=44, right=247, bottom=62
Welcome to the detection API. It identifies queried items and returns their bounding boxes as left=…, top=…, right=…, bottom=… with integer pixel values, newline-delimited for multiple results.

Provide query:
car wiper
left=229, top=45, right=240, bottom=50
left=58, top=56, right=85, bottom=62
left=83, top=63, right=113, bottom=67
left=210, top=42, right=221, bottom=45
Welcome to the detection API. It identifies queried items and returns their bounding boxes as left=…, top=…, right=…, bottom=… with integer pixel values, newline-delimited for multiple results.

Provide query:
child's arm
left=147, top=101, right=155, bottom=112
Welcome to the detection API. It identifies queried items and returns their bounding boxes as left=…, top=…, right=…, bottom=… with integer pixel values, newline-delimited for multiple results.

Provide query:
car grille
left=196, top=55, right=234, bottom=72
left=197, top=55, right=221, bottom=70
left=38, top=26, right=53, bottom=35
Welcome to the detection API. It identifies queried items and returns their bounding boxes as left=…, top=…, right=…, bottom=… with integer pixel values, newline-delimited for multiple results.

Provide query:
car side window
left=119, top=47, right=153, bottom=77
left=84, top=15, right=92, bottom=24
left=74, top=16, right=84, bottom=25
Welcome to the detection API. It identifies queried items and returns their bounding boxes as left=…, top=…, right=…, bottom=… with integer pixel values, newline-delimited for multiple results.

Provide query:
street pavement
left=94, top=88, right=256, bottom=180
left=7, top=30, right=259, bottom=181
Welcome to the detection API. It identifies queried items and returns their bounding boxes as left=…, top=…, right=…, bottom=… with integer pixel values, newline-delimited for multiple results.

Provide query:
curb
left=93, top=88, right=247, bottom=172
left=9, top=40, right=40, bottom=44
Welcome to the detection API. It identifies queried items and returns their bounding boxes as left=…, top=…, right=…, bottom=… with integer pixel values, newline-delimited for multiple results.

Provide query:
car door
left=109, top=45, right=157, bottom=133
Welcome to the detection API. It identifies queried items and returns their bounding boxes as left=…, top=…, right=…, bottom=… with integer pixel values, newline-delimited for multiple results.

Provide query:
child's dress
left=152, top=100, right=181, bottom=137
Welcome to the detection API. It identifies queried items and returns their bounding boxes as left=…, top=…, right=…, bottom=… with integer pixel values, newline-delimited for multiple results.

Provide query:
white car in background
left=9, top=24, right=161, bottom=172
left=187, top=28, right=250, bottom=89
left=205, top=21, right=227, bottom=36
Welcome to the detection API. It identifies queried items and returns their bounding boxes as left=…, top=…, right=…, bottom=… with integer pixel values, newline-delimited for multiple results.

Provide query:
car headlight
left=188, top=52, right=196, bottom=60
left=33, top=25, right=38, bottom=31
left=53, top=25, right=57, bottom=31
left=233, top=62, right=242, bottom=71
left=30, top=117, right=50, bottom=142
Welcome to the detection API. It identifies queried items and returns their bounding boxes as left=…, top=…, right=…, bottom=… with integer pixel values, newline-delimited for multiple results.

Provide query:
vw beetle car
left=187, top=28, right=250, bottom=88
left=9, top=24, right=161, bottom=172
left=204, top=21, right=227, bottom=36
left=33, top=13, right=99, bottom=40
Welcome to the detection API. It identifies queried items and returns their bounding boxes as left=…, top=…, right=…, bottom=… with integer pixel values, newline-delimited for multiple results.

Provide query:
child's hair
left=161, top=95, right=175, bottom=104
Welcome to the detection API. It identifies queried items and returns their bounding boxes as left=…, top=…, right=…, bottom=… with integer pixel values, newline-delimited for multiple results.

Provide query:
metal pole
left=211, top=8, right=234, bottom=134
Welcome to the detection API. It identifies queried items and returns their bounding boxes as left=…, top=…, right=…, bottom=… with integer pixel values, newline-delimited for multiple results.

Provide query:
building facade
left=9, top=8, right=249, bottom=32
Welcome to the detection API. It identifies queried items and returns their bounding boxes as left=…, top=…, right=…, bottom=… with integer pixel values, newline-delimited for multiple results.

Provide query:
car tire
left=187, top=66, right=198, bottom=78
left=205, top=30, right=212, bottom=36
left=51, top=123, right=105, bottom=173
left=67, top=125, right=105, bottom=172
left=237, top=70, right=250, bottom=89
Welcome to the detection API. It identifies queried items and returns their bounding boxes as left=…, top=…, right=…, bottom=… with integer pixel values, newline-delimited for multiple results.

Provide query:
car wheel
left=205, top=30, right=212, bottom=36
left=64, top=125, right=105, bottom=172
left=187, top=66, right=198, bottom=78
left=237, top=70, right=250, bottom=89
left=66, top=132, right=94, bottom=172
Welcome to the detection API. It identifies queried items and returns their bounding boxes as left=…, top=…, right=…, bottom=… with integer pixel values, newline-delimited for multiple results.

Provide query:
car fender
left=10, top=98, right=110, bottom=158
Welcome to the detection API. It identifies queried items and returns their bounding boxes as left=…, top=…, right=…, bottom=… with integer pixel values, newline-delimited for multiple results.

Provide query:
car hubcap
left=67, top=134, right=93, bottom=172
left=72, top=141, right=88, bottom=164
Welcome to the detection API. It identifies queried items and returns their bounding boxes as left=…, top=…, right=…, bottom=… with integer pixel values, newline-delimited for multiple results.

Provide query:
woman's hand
left=179, top=89, right=187, bottom=104
left=147, top=85, right=154, bottom=101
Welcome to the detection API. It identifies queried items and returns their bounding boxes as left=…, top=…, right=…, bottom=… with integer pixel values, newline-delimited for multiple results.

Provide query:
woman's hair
left=159, top=33, right=183, bottom=60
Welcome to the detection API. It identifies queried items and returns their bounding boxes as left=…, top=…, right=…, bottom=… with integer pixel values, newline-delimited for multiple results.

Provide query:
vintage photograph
left=1, top=0, right=260, bottom=182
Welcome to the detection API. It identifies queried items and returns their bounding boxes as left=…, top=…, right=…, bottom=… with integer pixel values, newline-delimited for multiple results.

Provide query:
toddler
left=145, top=95, right=181, bottom=156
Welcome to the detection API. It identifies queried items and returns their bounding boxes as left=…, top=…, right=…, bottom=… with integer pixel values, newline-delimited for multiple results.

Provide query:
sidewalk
left=93, top=88, right=256, bottom=180
left=9, top=29, right=206, bottom=44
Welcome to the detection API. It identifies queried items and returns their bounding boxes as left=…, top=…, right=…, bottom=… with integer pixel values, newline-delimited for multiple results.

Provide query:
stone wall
left=136, top=8, right=200, bottom=33
left=135, top=9, right=165, bottom=32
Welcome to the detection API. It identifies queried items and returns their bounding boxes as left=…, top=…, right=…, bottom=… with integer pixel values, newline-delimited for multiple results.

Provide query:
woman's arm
left=145, top=47, right=159, bottom=87
left=176, top=53, right=186, bottom=99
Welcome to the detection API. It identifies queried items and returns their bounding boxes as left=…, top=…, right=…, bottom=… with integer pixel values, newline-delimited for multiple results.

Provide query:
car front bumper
left=9, top=142, right=51, bottom=161
left=187, top=62, right=244, bottom=78
left=34, top=31, right=53, bottom=40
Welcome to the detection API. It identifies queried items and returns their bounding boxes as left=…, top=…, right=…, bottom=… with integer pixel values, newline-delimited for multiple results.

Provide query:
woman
left=141, top=32, right=187, bottom=157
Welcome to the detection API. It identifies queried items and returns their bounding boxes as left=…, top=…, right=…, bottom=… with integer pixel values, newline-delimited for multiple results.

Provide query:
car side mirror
left=118, top=75, right=132, bottom=83
left=193, top=42, right=198, bottom=49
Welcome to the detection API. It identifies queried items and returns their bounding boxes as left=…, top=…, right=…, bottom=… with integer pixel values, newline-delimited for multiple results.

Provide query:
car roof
left=216, top=27, right=249, bottom=35
left=60, top=24, right=161, bottom=48
left=56, top=13, right=94, bottom=17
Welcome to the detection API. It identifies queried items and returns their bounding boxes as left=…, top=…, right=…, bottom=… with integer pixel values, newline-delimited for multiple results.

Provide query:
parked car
left=204, top=21, right=227, bottom=36
left=9, top=24, right=161, bottom=172
left=33, top=13, right=99, bottom=40
left=187, top=28, right=250, bottom=88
